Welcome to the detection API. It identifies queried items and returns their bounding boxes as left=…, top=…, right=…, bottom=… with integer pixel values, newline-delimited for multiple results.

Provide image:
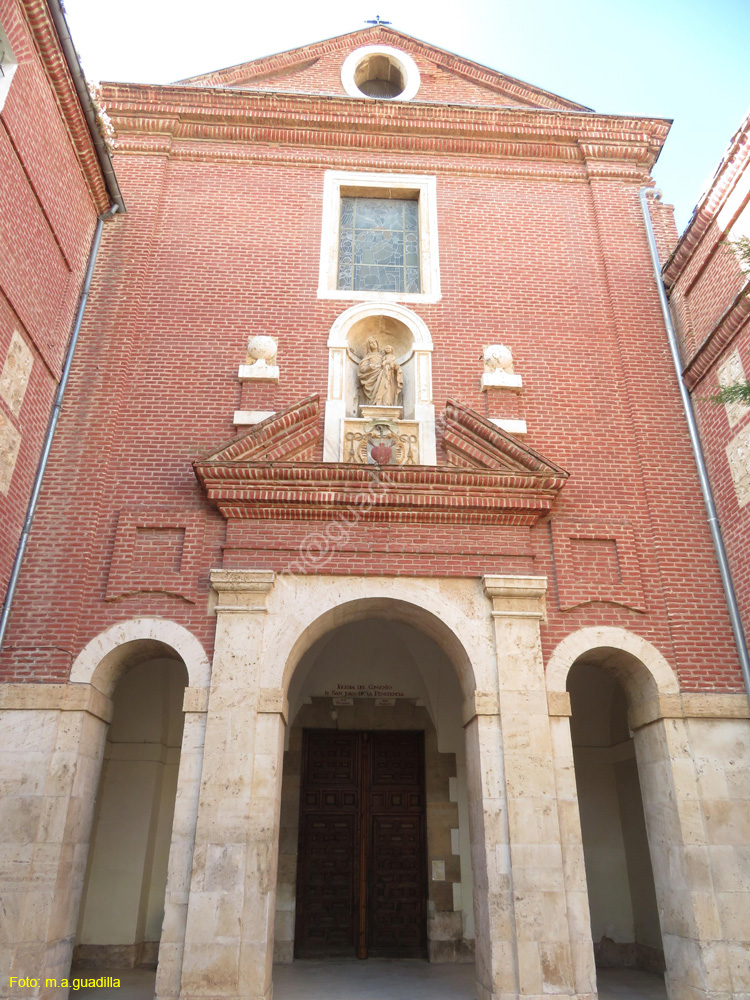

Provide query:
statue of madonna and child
left=356, top=337, right=404, bottom=408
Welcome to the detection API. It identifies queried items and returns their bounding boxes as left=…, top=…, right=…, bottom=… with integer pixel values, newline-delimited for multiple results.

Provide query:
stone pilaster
left=179, top=571, right=281, bottom=1000
left=482, top=576, right=593, bottom=1000
left=0, top=684, right=112, bottom=1000
left=633, top=711, right=750, bottom=1000
left=462, top=692, right=517, bottom=1000
left=156, top=688, right=209, bottom=1000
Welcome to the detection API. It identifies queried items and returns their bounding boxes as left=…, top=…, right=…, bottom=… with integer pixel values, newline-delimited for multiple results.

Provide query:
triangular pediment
left=442, top=400, right=568, bottom=475
left=178, top=26, right=590, bottom=112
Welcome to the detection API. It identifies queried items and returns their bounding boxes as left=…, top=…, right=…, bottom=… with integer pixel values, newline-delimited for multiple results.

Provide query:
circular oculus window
left=341, top=46, right=420, bottom=102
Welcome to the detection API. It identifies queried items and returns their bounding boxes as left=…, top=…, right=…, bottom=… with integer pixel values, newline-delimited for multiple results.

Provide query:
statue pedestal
left=359, top=405, right=403, bottom=421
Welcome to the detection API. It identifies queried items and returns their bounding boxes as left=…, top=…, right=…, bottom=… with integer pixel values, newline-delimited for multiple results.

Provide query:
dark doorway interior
left=294, top=729, right=427, bottom=960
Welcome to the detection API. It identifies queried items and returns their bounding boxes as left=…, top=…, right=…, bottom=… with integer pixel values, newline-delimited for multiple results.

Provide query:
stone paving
left=71, top=963, right=668, bottom=1000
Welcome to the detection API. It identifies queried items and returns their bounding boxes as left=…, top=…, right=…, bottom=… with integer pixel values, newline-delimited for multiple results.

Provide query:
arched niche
left=324, top=301, right=436, bottom=464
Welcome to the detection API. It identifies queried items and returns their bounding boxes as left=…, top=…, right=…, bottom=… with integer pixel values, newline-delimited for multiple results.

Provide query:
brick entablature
left=0, top=29, right=743, bottom=693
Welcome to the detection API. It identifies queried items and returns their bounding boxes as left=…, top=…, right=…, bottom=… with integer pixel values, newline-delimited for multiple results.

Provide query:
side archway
left=70, top=617, right=211, bottom=696
left=68, top=618, right=209, bottom=989
left=546, top=626, right=679, bottom=706
left=546, top=627, right=681, bottom=988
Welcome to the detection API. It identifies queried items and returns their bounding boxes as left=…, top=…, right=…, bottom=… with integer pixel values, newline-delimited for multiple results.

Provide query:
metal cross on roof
left=365, top=15, right=392, bottom=26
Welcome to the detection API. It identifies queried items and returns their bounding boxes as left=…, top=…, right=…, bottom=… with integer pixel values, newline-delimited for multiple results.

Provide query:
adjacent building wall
left=664, top=110, right=750, bottom=642
left=0, top=0, right=115, bottom=609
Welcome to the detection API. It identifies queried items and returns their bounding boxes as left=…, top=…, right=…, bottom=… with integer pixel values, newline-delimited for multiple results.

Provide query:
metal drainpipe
left=0, top=204, right=118, bottom=652
left=639, top=186, right=750, bottom=701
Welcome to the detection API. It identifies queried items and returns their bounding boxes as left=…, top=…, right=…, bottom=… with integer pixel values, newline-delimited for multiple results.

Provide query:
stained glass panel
left=338, top=197, right=420, bottom=293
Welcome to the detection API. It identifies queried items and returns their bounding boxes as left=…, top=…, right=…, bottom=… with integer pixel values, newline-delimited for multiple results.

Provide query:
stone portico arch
left=177, top=570, right=600, bottom=1000
left=0, top=618, right=210, bottom=1000
left=545, top=627, right=750, bottom=1000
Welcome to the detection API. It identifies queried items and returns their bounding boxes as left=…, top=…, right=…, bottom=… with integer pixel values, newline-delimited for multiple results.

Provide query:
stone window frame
left=0, top=20, right=18, bottom=112
left=317, top=170, right=441, bottom=304
left=340, top=45, right=421, bottom=102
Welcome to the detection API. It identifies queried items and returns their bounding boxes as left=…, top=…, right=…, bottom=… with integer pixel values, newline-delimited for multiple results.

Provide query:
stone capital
left=210, top=569, right=275, bottom=613
left=0, top=682, right=113, bottom=723
left=483, top=574, right=547, bottom=620
left=182, top=686, right=210, bottom=713
left=547, top=691, right=572, bottom=717
left=258, top=687, right=289, bottom=724
left=462, top=690, right=500, bottom=726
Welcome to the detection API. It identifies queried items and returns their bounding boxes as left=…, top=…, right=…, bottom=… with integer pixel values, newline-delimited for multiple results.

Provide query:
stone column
left=546, top=692, right=597, bottom=999
left=630, top=694, right=750, bottom=1000
left=0, top=683, right=112, bottom=1000
left=463, top=691, right=518, bottom=1000
left=155, top=688, right=209, bottom=1000
left=481, top=575, right=592, bottom=1000
left=179, top=570, right=285, bottom=1000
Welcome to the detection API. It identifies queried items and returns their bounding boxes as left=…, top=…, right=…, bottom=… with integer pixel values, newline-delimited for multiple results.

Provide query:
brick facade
left=0, top=24, right=743, bottom=693
left=3, top=25, right=750, bottom=1000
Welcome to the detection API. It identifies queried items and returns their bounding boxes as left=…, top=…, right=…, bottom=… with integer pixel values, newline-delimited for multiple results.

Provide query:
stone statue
left=357, top=337, right=403, bottom=407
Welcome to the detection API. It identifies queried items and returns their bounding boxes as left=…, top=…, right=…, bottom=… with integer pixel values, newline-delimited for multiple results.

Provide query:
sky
left=61, top=0, right=750, bottom=232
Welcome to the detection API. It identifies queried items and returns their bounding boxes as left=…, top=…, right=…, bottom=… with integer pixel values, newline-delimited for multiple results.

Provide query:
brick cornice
left=19, top=0, right=112, bottom=213
left=663, top=111, right=750, bottom=286
left=194, top=462, right=566, bottom=526
left=102, top=82, right=669, bottom=173
left=683, top=291, right=750, bottom=389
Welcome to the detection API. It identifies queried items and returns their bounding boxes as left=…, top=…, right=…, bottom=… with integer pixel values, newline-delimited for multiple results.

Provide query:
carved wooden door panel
left=294, top=731, right=360, bottom=958
left=295, top=730, right=426, bottom=960
left=367, top=731, right=427, bottom=957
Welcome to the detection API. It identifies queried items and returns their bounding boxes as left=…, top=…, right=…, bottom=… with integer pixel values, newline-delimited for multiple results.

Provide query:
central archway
left=276, top=611, right=475, bottom=965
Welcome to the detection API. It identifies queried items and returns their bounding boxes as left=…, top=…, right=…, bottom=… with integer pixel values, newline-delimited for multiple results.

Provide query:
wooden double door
left=294, top=729, right=427, bottom=959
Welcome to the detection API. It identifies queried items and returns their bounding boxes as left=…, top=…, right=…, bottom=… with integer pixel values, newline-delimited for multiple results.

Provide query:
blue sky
left=63, top=0, right=750, bottom=231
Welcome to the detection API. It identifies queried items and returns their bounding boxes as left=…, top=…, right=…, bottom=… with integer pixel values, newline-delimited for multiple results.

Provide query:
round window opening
left=342, top=46, right=420, bottom=102
left=355, top=53, right=404, bottom=98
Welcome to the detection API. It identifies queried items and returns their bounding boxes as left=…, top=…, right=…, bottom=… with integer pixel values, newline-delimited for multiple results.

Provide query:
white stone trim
left=0, top=22, right=18, bottom=113
left=544, top=626, right=680, bottom=696
left=317, top=170, right=440, bottom=304
left=481, top=372, right=523, bottom=390
left=326, top=300, right=433, bottom=351
left=237, top=363, right=279, bottom=383
left=70, top=618, right=211, bottom=695
left=340, top=45, right=420, bottom=102
left=323, top=301, right=436, bottom=463
left=233, top=410, right=276, bottom=426
left=490, top=418, right=527, bottom=435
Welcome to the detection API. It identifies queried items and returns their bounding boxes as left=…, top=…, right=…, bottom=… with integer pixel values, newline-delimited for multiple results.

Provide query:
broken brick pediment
left=194, top=395, right=568, bottom=525
left=200, top=396, right=321, bottom=464
left=442, top=399, right=568, bottom=476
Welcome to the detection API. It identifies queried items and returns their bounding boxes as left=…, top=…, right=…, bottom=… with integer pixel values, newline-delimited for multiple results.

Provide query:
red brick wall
left=666, top=127, right=750, bottom=649
left=0, top=47, right=743, bottom=693
left=0, top=0, right=100, bottom=604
